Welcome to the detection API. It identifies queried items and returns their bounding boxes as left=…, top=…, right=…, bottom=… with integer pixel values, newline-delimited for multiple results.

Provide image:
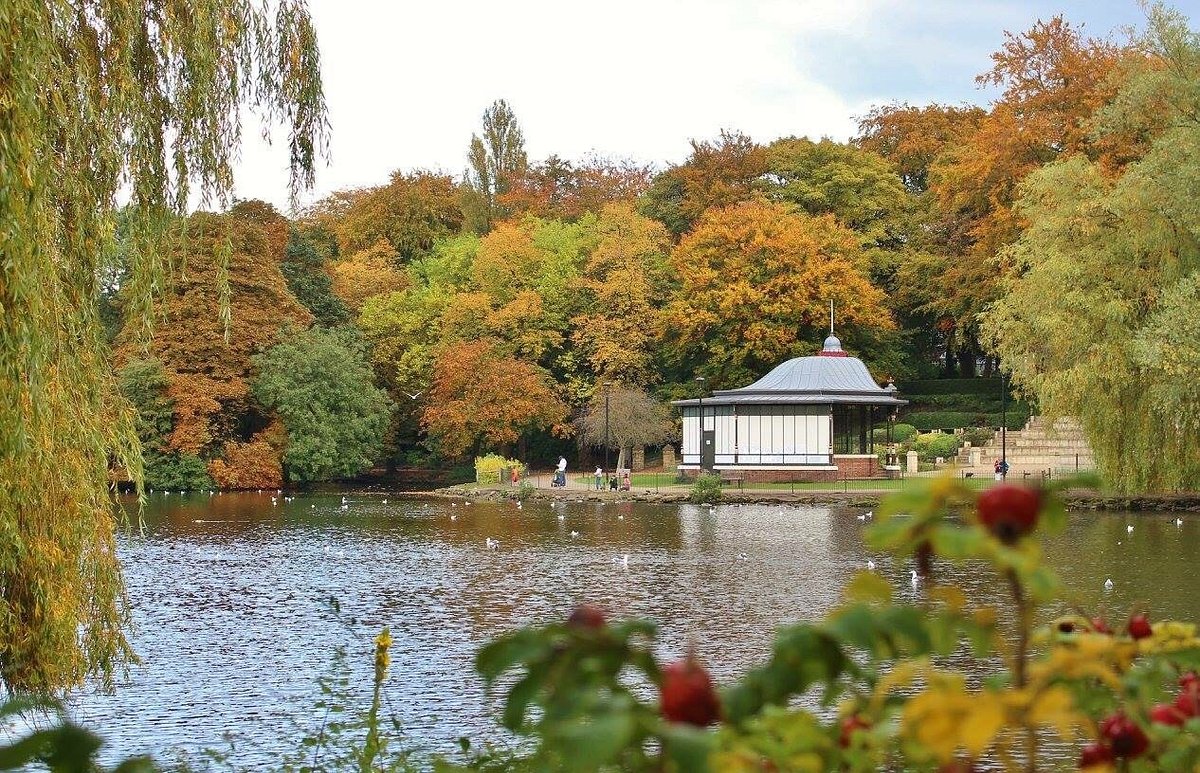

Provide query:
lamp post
left=695, top=376, right=706, bottom=473
left=603, top=381, right=612, bottom=476
left=1000, top=370, right=1007, bottom=479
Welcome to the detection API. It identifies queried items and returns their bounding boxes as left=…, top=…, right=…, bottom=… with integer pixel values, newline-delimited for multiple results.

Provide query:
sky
left=230, top=0, right=1156, bottom=213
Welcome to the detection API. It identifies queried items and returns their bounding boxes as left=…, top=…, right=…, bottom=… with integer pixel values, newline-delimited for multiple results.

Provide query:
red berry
left=1127, top=614, right=1152, bottom=640
left=838, top=714, right=870, bottom=748
left=660, top=656, right=721, bottom=727
left=1090, top=617, right=1112, bottom=635
left=1150, top=703, right=1186, bottom=726
left=1174, top=689, right=1199, bottom=718
left=566, top=604, right=606, bottom=629
left=976, top=484, right=1041, bottom=543
left=1079, top=742, right=1113, bottom=768
left=1098, top=713, right=1149, bottom=758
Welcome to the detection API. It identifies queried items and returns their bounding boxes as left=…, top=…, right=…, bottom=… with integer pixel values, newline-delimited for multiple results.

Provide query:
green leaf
left=661, top=723, right=715, bottom=772
left=476, top=629, right=551, bottom=682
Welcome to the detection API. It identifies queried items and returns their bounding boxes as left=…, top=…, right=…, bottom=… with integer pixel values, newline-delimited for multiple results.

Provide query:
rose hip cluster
left=567, top=605, right=722, bottom=727
left=1079, top=674, right=1198, bottom=768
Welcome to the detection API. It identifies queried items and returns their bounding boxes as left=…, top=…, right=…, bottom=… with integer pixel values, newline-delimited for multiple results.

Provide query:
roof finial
left=830, top=299, right=835, bottom=335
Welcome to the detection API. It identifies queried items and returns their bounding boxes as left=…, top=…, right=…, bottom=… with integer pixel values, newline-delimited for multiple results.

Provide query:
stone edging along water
left=414, top=486, right=1200, bottom=512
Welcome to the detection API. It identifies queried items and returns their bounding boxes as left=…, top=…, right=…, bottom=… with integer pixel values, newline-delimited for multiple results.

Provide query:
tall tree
left=640, top=130, right=767, bottom=238
left=663, top=200, right=892, bottom=388
left=464, top=99, right=528, bottom=232
left=572, top=204, right=676, bottom=384
left=0, top=0, right=325, bottom=692
left=983, top=5, right=1200, bottom=493
left=253, top=327, right=393, bottom=482
left=282, top=228, right=350, bottom=328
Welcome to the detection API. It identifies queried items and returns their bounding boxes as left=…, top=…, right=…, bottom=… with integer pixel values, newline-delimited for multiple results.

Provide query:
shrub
left=144, top=451, right=213, bottom=491
left=207, top=439, right=282, bottom=490
left=689, top=473, right=723, bottom=504
left=912, top=432, right=960, bottom=462
left=871, top=423, right=917, bottom=443
left=474, top=453, right=524, bottom=484
left=961, top=426, right=996, bottom=447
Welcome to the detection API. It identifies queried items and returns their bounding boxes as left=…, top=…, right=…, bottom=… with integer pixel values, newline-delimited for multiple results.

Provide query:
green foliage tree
left=281, top=228, right=350, bottom=327
left=116, top=358, right=213, bottom=491
left=464, top=99, right=528, bottom=232
left=0, top=0, right=326, bottom=692
left=252, top=327, right=393, bottom=483
left=983, top=4, right=1200, bottom=493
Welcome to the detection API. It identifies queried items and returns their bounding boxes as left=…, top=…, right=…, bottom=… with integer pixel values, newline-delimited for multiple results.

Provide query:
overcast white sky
left=230, top=0, right=1153, bottom=213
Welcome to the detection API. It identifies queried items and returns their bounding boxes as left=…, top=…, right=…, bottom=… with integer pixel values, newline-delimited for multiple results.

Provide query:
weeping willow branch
left=0, top=0, right=327, bottom=693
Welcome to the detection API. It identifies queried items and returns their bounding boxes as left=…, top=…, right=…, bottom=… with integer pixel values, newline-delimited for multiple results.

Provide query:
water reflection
left=69, top=493, right=1200, bottom=767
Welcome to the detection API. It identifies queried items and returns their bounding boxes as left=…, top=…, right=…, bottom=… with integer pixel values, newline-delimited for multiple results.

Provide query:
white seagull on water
left=486, top=537, right=499, bottom=550
left=867, top=559, right=876, bottom=570
left=1104, top=578, right=1114, bottom=591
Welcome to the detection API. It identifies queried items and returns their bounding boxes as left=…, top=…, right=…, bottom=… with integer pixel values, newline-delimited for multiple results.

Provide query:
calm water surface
left=68, top=493, right=1200, bottom=767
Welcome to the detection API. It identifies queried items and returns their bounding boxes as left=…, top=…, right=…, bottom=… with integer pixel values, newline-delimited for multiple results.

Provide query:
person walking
left=594, top=466, right=603, bottom=490
left=555, top=456, right=567, bottom=488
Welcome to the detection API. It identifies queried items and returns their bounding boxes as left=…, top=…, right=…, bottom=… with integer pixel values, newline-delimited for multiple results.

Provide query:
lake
left=68, top=492, right=1200, bottom=767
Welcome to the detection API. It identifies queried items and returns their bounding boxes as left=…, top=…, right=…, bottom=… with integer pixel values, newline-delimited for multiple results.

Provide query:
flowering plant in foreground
left=470, top=479, right=1200, bottom=771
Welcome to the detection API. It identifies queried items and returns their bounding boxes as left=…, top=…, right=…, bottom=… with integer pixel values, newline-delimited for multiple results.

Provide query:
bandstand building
left=674, top=333, right=906, bottom=482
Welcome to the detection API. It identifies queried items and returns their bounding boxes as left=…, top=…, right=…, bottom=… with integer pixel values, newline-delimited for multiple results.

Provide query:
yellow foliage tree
left=663, top=200, right=893, bottom=388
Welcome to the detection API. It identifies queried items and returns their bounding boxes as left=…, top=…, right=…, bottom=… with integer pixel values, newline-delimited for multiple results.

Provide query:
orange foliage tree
left=640, top=130, right=768, bottom=238
left=500, top=154, right=654, bottom=221
left=421, top=341, right=569, bottom=458
left=115, top=203, right=313, bottom=460
left=207, top=437, right=284, bottom=490
left=663, top=200, right=892, bottom=388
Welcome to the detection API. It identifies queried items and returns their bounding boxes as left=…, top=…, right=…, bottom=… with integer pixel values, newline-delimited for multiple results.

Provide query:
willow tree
left=982, top=5, right=1200, bottom=493
left=0, top=1, right=327, bottom=692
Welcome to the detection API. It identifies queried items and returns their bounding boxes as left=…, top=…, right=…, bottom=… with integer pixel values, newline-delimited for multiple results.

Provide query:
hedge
left=898, top=378, right=1007, bottom=396
left=906, top=410, right=1030, bottom=432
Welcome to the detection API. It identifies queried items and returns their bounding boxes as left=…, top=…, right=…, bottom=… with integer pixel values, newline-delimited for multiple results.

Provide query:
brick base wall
left=681, top=455, right=884, bottom=484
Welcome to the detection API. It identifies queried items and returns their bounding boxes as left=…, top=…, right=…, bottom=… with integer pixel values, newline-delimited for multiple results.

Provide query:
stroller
left=552, top=470, right=566, bottom=488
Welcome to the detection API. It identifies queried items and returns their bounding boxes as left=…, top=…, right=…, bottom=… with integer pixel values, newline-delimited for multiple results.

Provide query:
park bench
left=719, top=471, right=745, bottom=490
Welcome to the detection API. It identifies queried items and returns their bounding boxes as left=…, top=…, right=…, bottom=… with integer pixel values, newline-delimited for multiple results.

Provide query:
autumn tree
left=855, top=103, right=985, bottom=194
left=328, top=171, right=463, bottom=260
left=576, top=385, right=675, bottom=470
left=331, top=239, right=410, bottom=313
left=571, top=204, right=675, bottom=384
left=464, top=99, right=528, bottom=232
left=982, top=5, right=1200, bottom=493
left=663, top=200, right=892, bottom=389
left=253, top=327, right=393, bottom=482
left=641, top=130, right=767, bottom=237
left=501, top=154, right=655, bottom=221
left=0, top=0, right=325, bottom=692
left=421, top=341, right=569, bottom=458
left=116, top=205, right=315, bottom=459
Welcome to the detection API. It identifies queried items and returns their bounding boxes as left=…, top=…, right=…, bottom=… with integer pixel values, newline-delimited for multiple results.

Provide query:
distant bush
left=475, top=453, right=525, bottom=484
left=912, top=432, right=961, bottom=462
left=907, top=409, right=1029, bottom=431
left=144, top=451, right=213, bottom=491
left=689, top=473, right=723, bottom=504
left=961, top=426, right=996, bottom=447
left=872, top=423, right=917, bottom=443
left=208, top=439, right=282, bottom=489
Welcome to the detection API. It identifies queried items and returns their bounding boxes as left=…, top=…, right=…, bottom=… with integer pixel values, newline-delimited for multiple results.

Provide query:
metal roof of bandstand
left=673, top=335, right=907, bottom=408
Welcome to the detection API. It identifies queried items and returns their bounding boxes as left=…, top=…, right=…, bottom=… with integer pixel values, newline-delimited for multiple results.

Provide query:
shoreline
left=412, top=484, right=1200, bottom=512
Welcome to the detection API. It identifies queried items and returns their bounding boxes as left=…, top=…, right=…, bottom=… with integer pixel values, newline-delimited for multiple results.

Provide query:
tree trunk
left=616, top=446, right=626, bottom=470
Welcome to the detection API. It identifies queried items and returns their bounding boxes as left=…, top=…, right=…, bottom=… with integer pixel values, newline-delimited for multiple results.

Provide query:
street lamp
left=1000, top=369, right=1008, bottom=479
left=695, top=376, right=706, bottom=473
left=603, top=381, right=612, bottom=477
